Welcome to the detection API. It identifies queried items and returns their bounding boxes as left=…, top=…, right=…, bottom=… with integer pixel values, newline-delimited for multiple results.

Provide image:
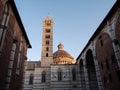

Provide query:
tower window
left=29, top=74, right=33, bottom=84
left=46, top=40, right=49, bottom=45
left=45, top=35, right=50, bottom=39
left=46, top=53, right=48, bottom=57
left=46, top=29, right=50, bottom=33
left=42, top=71, right=46, bottom=83
left=46, top=47, right=49, bottom=51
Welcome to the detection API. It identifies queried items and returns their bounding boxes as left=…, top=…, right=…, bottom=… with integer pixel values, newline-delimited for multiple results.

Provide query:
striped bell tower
left=41, top=17, right=53, bottom=67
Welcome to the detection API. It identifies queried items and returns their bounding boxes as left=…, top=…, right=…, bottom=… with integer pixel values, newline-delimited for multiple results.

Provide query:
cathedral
left=23, top=1, right=120, bottom=90
left=23, top=17, right=80, bottom=90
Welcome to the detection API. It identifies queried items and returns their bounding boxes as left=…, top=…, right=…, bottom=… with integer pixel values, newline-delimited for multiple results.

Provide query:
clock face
left=45, top=20, right=51, bottom=26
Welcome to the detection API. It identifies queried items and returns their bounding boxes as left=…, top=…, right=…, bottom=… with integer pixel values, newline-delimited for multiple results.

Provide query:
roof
left=76, top=0, right=120, bottom=60
left=9, top=0, right=32, bottom=48
left=26, top=61, right=41, bottom=70
left=53, top=43, right=75, bottom=64
left=53, top=43, right=74, bottom=59
left=53, top=50, right=74, bottom=59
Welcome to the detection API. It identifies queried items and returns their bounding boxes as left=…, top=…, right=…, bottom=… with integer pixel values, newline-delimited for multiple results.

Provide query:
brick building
left=77, top=0, right=120, bottom=90
left=22, top=0, right=120, bottom=90
left=0, top=0, right=31, bottom=90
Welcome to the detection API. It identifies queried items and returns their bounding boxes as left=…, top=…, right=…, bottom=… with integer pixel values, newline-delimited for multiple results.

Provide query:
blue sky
left=14, top=0, right=116, bottom=61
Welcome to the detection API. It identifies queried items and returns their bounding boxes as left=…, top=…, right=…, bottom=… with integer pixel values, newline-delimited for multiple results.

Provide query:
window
left=58, top=68, right=62, bottom=81
left=29, top=74, right=33, bottom=84
left=114, top=39, right=119, bottom=45
left=46, top=53, right=48, bottom=57
left=100, top=40, right=103, bottom=46
left=42, top=71, right=46, bottom=83
left=103, top=76, right=107, bottom=83
left=72, top=68, right=76, bottom=81
left=46, top=29, right=50, bottom=33
left=106, top=59, right=110, bottom=70
left=45, top=35, right=50, bottom=39
left=79, top=59, right=83, bottom=68
left=73, top=84, right=77, bottom=88
left=108, top=73, right=112, bottom=83
left=46, top=40, right=49, bottom=45
left=99, top=36, right=103, bottom=46
left=46, top=47, right=49, bottom=51
left=113, top=39, right=120, bottom=50
left=116, top=70, right=120, bottom=81
left=101, top=62, right=103, bottom=70
left=111, top=55, right=116, bottom=63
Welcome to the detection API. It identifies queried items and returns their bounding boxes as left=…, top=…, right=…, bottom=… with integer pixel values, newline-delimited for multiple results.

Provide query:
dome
left=53, top=43, right=76, bottom=64
left=53, top=50, right=74, bottom=59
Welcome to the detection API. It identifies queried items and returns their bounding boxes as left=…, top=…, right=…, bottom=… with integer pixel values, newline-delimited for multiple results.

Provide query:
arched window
left=46, top=47, right=49, bottom=51
left=45, top=35, right=50, bottom=39
left=73, top=84, right=77, bottom=88
left=29, top=74, right=33, bottom=84
left=72, top=68, right=76, bottom=81
left=101, top=62, right=104, bottom=69
left=106, top=59, right=110, bottom=70
left=46, top=29, right=50, bottom=33
left=58, top=68, right=62, bottom=81
left=46, top=40, right=49, bottom=45
left=99, top=35, right=103, bottom=46
left=42, top=71, right=46, bottom=83
left=46, top=53, right=48, bottom=57
left=79, top=59, right=83, bottom=69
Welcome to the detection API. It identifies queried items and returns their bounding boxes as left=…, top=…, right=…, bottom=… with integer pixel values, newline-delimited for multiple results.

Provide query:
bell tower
left=41, top=17, right=53, bottom=67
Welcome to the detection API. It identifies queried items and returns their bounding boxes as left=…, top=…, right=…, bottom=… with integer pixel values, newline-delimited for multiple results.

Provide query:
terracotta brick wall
left=95, top=33, right=120, bottom=90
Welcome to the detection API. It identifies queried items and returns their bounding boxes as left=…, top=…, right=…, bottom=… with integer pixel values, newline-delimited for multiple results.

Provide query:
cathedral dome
left=53, top=43, right=76, bottom=64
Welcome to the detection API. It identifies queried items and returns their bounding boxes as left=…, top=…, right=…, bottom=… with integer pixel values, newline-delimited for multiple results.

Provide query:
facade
left=23, top=1, right=120, bottom=90
left=23, top=17, right=80, bottom=90
left=77, top=0, right=120, bottom=90
left=0, top=0, right=31, bottom=90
